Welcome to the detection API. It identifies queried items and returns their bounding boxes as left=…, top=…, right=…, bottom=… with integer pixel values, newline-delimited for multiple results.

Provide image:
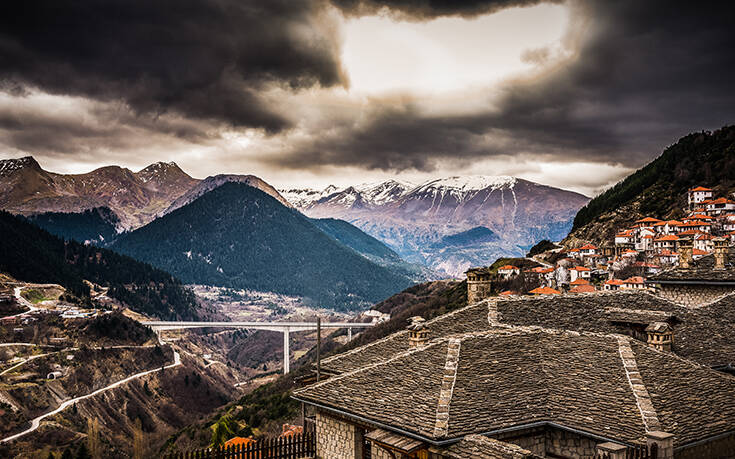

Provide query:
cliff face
left=565, top=125, right=735, bottom=246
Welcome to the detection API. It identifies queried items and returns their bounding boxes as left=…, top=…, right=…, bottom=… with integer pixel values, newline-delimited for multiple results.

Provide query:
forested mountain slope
left=26, top=206, right=120, bottom=244
left=113, top=183, right=414, bottom=310
left=0, top=210, right=202, bottom=319
left=567, top=125, right=735, bottom=245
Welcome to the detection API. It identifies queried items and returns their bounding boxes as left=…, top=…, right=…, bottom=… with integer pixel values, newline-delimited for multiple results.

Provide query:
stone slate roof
left=323, top=291, right=735, bottom=374
left=648, top=248, right=735, bottom=283
left=443, top=435, right=541, bottom=458
left=495, top=291, right=735, bottom=367
left=295, top=328, right=735, bottom=447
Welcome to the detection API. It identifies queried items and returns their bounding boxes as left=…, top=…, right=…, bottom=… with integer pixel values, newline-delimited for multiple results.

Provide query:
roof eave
left=292, top=396, right=639, bottom=448
left=646, top=279, right=735, bottom=286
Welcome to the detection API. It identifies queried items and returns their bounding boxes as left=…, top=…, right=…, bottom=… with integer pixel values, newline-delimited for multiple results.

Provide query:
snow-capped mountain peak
left=416, top=175, right=516, bottom=193
left=0, top=156, right=41, bottom=176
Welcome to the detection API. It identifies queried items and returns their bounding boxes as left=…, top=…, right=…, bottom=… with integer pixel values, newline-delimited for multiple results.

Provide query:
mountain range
left=282, top=176, right=589, bottom=276
left=111, top=183, right=414, bottom=310
left=0, top=157, right=287, bottom=229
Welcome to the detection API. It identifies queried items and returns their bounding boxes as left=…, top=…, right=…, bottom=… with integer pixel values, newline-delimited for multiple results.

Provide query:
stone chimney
left=713, top=237, right=729, bottom=270
left=646, top=322, right=673, bottom=352
left=407, top=316, right=429, bottom=348
left=466, top=268, right=492, bottom=304
left=678, top=239, right=693, bottom=269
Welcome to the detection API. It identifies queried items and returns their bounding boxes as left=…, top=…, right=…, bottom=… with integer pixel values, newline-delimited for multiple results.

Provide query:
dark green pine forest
left=573, top=125, right=735, bottom=230
left=0, top=210, right=201, bottom=320
left=27, top=206, right=120, bottom=244
left=112, top=183, right=414, bottom=311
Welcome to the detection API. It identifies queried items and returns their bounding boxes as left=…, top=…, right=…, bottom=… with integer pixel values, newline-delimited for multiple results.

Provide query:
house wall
left=467, top=280, right=492, bottom=304
left=544, top=428, right=598, bottom=458
left=492, top=425, right=599, bottom=458
left=656, top=284, right=734, bottom=307
left=675, top=431, right=735, bottom=459
left=492, top=426, right=546, bottom=456
left=316, top=411, right=363, bottom=459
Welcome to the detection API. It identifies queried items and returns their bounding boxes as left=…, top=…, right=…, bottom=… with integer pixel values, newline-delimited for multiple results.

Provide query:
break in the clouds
left=1, top=0, right=734, bottom=196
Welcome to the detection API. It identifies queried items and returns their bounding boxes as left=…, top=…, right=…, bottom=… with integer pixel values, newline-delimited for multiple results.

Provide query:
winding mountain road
left=0, top=347, right=180, bottom=443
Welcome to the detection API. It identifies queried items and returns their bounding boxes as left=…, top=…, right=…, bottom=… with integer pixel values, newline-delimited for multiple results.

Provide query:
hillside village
left=469, top=186, right=735, bottom=298
left=293, top=233, right=735, bottom=458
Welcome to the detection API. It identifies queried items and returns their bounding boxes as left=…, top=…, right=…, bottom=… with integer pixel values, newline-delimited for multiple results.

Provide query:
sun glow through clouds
left=341, top=4, right=570, bottom=95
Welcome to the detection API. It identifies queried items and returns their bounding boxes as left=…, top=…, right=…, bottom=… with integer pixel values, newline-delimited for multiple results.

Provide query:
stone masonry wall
left=492, top=426, right=546, bottom=456
left=545, top=428, right=598, bottom=458
left=657, top=285, right=734, bottom=307
left=316, top=411, right=361, bottom=459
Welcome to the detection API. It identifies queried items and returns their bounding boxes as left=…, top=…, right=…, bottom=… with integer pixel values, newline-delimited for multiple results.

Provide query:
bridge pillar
left=347, top=327, right=352, bottom=341
left=283, top=328, right=290, bottom=374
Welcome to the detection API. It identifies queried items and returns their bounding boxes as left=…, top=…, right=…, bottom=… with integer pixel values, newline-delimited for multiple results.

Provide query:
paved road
left=4, top=287, right=37, bottom=319
left=0, top=346, right=181, bottom=443
left=0, top=353, right=55, bottom=376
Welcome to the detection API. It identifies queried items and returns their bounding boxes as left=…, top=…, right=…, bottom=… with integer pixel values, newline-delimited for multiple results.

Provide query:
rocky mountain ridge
left=0, top=156, right=290, bottom=229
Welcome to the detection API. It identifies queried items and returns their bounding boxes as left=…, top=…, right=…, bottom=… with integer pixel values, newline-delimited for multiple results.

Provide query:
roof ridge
left=616, top=336, right=661, bottom=432
left=432, top=338, right=461, bottom=438
left=321, top=299, right=491, bottom=365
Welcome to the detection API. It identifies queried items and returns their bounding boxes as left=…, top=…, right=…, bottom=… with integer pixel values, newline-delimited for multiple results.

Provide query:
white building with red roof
left=653, top=234, right=678, bottom=251
left=569, top=266, right=591, bottom=283
left=706, top=197, right=735, bottom=216
left=688, top=186, right=713, bottom=208
left=496, top=265, right=520, bottom=279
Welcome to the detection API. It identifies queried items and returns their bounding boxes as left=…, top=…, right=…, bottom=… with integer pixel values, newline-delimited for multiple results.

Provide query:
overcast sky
left=1, top=0, right=734, bottom=196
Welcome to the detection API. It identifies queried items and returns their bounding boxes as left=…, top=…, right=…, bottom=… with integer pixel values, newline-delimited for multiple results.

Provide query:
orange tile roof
left=571, top=266, right=590, bottom=271
left=579, top=244, right=598, bottom=250
left=570, top=278, right=590, bottom=285
left=497, top=265, right=519, bottom=271
left=225, top=437, right=256, bottom=447
left=708, top=197, right=735, bottom=205
left=529, top=287, right=561, bottom=295
left=499, top=290, right=518, bottom=296
left=692, top=248, right=709, bottom=256
left=636, top=217, right=663, bottom=223
left=654, top=234, right=678, bottom=241
left=689, top=186, right=712, bottom=192
left=657, top=249, right=678, bottom=256
left=687, top=214, right=713, bottom=220
left=605, top=279, right=625, bottom=285
left=570, top=284, right=596, bottom=293
left=623, top=276, right=645, bottom=284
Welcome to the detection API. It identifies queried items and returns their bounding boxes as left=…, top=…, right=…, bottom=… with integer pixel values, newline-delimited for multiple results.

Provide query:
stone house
left=295, top=290, right=735, bottom=458
left=647, top=238, right=735, bottom=307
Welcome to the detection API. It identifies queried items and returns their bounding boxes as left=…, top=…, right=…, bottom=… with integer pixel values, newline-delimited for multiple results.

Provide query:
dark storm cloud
left=281, top=0, right=735, bottom=171
left=0, top=0, right=345, bottom=132
left=331, top=0, right=556, bottom=19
